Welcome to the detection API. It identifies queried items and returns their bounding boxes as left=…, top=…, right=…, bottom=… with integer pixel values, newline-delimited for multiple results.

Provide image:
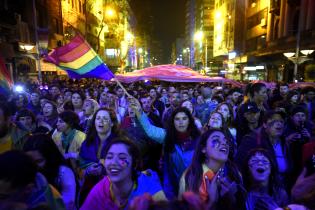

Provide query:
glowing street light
left=105, top=7, right=116, bottom=19
left=194, top=31, right=208, bottom=69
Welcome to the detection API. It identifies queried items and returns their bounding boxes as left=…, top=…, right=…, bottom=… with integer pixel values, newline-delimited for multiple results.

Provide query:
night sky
left=130, top=0, right=186, bottom=63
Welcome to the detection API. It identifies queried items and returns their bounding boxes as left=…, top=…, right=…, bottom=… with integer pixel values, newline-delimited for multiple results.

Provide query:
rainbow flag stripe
left=0, top=56, right=13, bottom=95
left=45, top=35, right=114, bottom=80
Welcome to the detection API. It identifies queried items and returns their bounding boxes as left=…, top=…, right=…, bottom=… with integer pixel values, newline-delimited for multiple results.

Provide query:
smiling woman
left=80, top=138, right=166, bottom=210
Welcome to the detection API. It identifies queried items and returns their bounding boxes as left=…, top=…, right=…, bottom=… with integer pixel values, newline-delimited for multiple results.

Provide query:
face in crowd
left=169, top=92, right=181, bottom=107
left=173, top=111, right=189, bottom=133
left=292, top=112, right=306, bottom=127
left=217, top=104, right=231, bottom=122
left=42, top=102, right=55, bottom=118
left=244, top=111, right=260, bottom=124
left=248, top=152, right=271, bottom=184
left=264, top=113, right=285, bottom=138
left=149, top=89, right=157, bottom=99
left=208, top=112, right=223, bottom=129
left=254, top=86, right=268, bottom=103
left=72, top=93, right=83, bottom=109
left=231, top=91, right=242, bottom=104
left=140, top=97, right=152, bottom=113
left=94, top=110, right=113, bottom=136
left=105, top=143, right=133, bottom=183
left=202, top=130, right=229, bottom=163
left=83, top=100, right=95, bottom=117
left=30, top=92, right=40, bottom=105
left=56, top=118, right=70, bottom=133
left=279, top=85, right=289, bottom=97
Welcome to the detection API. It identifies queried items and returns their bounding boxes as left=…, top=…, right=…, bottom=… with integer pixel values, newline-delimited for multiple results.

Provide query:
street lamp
left=283, top=50, right=314, bottom=81
left=194, top=31, right=208, bottom=70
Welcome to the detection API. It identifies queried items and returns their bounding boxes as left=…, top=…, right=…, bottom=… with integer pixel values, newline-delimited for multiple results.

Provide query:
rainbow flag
left=0, top=56, right=13, bottom=96
left=45, top=34, right=114, bottom=80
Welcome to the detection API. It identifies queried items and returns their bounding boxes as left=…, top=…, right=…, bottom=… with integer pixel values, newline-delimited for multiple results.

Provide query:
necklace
left=110, top=181, right=135, bottom=209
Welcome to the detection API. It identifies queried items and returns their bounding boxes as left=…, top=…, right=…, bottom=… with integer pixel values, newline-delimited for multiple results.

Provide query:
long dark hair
left=241, top=148, right=280, bottom=195
left=185, top=129, right=228, bottom=192
left=23, top=133, right=67, bottom=189
left=215, top=102, right=235, bottom=126
left=58, top=110, right=82, bottom=131
left=164, top=107, right=200, bottom=153
left=85, top=107, right=120, bottom=145
left=103, top=137, right=141, bottom=181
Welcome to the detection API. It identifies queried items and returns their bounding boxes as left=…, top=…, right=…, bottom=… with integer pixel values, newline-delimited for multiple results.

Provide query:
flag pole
left=112, top=78, right=132, bottom=98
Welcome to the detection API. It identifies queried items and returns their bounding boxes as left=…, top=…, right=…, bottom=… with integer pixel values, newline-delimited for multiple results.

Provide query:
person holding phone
left=178, top=129, right=245, bottom=210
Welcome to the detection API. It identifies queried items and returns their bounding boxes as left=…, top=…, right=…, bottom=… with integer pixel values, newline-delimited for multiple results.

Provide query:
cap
left=243, top=102, right=260, bottom=113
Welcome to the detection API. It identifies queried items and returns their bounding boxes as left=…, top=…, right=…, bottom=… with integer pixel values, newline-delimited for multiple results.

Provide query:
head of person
left=85, top=107, right=119, bottom=145
left=193, top=89, right=200, bottom=98
left=42, top=101, right=58, bottom=118
left=56, top=110, right=80, bottom=133
left=242, top=148, right=278, bottom=193
left=181, top=92, right=190, bottom=102
left=85, top=88, right=95, bottom=100
left=14, top=93, right=28, bottom=109
left=30, top=91, right=40, bottom=105
left=0, top=151, right=37, bottom=203
left=208, top=111, right=224, bottom=129
left=216, top=102, right=233, bottom=124
left=229, top=88, right=243, bottom=104
left=64, top=89, right=73, bottom=101
left=302, top=87, right=315, bottom=102
left=16, top=109, right=36, bottom=131
left=0, top=103, right=12, bottom=138
left=139, top=94, right=153, bottom=113
left=164, top=107, right=200, bottom=153
left=99, top=91, right=108, bottom=104
left=196, top=95, right=204, bottom=105
left=201, top=87, right=212, bottom=99
left=71, top=91, right=85, bottom=109
left=211, top=95, right=223, bottom=105
left=279, top=83, right=289, bottom=97
left=106, top=90, right=118, bottom=106
left=169, top=92, right=181, bottom=108
left=286, top=90, right=300, bottom=105
left=181, top=100, right=194, bottom=115
left=104, top=137, right=141, bottom=182
left=262, top=110, right=285, bottom=139
left=249, top=83, right=267, bottom=103
left=290, top=106, right=307, bottom=128
left=185, top=129, right=230, bottom=192
left=115, top=87, right=124, bottom=98
left=161, top=88, right=168, bottom=97
left=242, top=102, right=260, bottom=124
left=50, top=85, right=60, bottom=97
left=82, top=99, right=99, bottom=117
left=23, top=134, right=66, bottom=186
left=55, top=94, right=64, bottom=106
left=148, top=87, right=157, bottom=99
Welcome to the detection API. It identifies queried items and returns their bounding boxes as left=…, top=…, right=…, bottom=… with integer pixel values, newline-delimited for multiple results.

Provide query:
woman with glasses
left=242, top=148, right=289, bottom=210
left=178, top=129, right=245, bottom=210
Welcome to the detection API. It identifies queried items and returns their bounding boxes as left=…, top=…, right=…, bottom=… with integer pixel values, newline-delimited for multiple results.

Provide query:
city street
left=0, top=1, right=315, bottom=210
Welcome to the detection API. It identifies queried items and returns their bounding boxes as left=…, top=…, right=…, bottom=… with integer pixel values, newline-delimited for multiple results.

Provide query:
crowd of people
left=0, top=78, right=315, bottom=210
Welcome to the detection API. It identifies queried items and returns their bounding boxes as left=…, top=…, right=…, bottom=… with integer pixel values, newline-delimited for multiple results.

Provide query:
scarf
left=61, top=129, right=76, bottom=153
left=199, top=166, right=215, bottom=201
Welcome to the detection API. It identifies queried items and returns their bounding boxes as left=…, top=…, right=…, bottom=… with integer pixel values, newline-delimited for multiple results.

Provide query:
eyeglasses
left=248, top=159, right=270, bottom=166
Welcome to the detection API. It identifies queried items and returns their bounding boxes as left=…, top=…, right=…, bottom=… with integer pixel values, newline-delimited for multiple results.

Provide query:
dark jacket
left=235, top=127, right=292, bottom=187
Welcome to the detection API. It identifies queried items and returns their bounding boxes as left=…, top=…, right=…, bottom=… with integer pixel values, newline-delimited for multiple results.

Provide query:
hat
left=290, top=105, right=307, bottom=116
left=243, top=102, right=260, bottom=113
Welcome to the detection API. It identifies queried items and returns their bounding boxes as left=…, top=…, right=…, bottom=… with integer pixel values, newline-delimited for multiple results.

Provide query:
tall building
left=241, top=0, right=315, bottom=81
